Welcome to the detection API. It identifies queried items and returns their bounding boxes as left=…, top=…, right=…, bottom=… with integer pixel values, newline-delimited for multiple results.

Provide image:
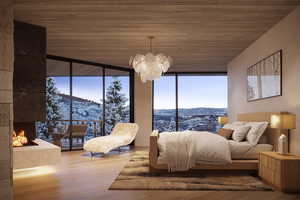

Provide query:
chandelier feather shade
left=129, top=36, right=172, bottom=83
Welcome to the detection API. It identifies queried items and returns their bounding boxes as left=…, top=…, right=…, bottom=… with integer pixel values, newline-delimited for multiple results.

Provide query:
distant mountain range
left=59, top=93, right=101, bottom=105
left=55, top=94, right=227, bottom=133
left=57, top=93, right=227, bottom=121
left=57, top=94, right=102, bottom=120
left=154, top=108, right=227, bottom=132
left=154, top=107, right=227, bottom=116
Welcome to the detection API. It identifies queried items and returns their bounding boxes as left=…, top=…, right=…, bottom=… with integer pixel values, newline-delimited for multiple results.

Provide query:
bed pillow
left=223, top=124, right=251, bottom=142
left=231, top=126, right=251, bottom=142
left=245, top=122, right=269, bottom=145
left=223, top=123, right=244, bottom=130
left=217, top=128, right=234, bottom=139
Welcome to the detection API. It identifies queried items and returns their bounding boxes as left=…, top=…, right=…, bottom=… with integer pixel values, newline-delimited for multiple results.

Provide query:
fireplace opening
left=12, top=130, right=38, bottom=147
left=13, top=130, right=27, bottom=147
left=13, top=122, right=38, bottom=147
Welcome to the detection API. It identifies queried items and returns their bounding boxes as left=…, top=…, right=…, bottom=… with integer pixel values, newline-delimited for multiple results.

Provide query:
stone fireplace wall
left=0, top=0, right=14, bottom=199
left=14, top=21, right=46, bottom=123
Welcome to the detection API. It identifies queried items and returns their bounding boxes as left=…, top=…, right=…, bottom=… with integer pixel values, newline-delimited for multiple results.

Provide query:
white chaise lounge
left=83, top=123, right=139, bottom=155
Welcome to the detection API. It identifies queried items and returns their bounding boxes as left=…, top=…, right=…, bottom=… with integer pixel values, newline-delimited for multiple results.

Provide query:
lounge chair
left=63, top=124, right=88, bottom=144
left=83, top=123, right=139, bottom=155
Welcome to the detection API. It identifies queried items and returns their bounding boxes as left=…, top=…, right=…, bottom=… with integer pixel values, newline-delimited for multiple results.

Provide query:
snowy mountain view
left=57, top=94, right=226, bottom=134
left=42, top=76, right=227, bottom=148
left=39, top=77, right=130, bottom=144
left=154, top=107, right=227, bottom=132
left=153, top=75, right=228, bottom=133
left=58, top=94, right=102, bottom=120
left=57, top=93, right=226, bottom=134
left=57, top=94, right=130, bottom=122
left=57, top=94, right=227, bottom=134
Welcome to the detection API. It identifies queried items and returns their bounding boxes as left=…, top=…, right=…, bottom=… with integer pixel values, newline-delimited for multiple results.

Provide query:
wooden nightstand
left=259, top=152, right=300, bottom=193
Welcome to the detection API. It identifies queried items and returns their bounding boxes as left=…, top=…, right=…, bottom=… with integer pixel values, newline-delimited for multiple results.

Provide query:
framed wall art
left=247, top=50, right=282, bottom=101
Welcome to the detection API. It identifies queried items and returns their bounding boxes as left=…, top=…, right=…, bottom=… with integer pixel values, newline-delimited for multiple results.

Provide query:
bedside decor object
left=259, top=152, right=300, bottom=193
left=270, top=113, right=296, bottom=154
left=247, top=50, right=282, bottom=101
left=278, top=134, right=287, bottom=155
left=218, top=116, right=229, bottom=126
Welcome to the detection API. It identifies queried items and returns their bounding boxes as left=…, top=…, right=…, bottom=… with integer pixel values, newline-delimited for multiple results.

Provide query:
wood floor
left=13, top=148, right=300, bottom=200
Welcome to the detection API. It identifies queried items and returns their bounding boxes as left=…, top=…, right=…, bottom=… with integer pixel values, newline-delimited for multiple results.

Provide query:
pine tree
left=45, top=77, right=62, bottom=138
left=168, top=117, right=176, bottom=131
left=104, top=78, right=128, bottom=134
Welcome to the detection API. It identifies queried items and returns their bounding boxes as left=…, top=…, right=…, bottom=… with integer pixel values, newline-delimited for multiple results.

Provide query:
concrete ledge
left=13, top=139, right=61, bottom=170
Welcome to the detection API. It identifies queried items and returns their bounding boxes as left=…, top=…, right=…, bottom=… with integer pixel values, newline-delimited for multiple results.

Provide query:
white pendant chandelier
left=129, top=36, right=172, bottom=83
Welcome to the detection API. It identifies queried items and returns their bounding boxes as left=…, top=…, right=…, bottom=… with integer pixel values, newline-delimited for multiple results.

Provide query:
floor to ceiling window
left=153, top=73, right=227, bottom=133
left=104, top=69, right=131, bottom=135
left=71, top=63, right=103, bottom=150
left=38, top=56, right=134, bottom=151
left=178, top=75, right=228, bottom=132
left=153, top=75, right=176, bottom=132
left=37, top=59, right=71, bottom=150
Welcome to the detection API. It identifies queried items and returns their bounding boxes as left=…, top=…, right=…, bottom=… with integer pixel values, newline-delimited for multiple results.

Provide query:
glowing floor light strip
left=13, top=166, right=56, bottom=179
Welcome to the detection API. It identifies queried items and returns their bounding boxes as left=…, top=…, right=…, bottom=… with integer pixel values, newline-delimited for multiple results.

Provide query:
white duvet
left=158, top=131, right=232, bottom=172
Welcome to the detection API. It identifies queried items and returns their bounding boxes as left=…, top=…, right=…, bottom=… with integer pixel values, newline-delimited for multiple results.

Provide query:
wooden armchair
left=63, top=124, right=88, bottom=144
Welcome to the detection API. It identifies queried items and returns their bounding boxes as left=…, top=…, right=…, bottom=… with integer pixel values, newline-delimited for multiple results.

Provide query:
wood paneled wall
left=14, top=0, right=300, bottom=72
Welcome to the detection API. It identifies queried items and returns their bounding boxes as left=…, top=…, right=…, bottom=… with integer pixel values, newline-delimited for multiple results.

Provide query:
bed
left=149, top=112, right=288, bottom=172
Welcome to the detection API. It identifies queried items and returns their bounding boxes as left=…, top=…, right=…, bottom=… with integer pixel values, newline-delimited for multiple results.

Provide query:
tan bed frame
left=149, top=112, right=288, bottom=172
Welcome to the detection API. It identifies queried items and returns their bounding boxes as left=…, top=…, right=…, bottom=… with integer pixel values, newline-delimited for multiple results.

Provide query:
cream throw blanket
left=161, top=131, right=231, bottom=172
left=165, top=131, right=197, bottom=172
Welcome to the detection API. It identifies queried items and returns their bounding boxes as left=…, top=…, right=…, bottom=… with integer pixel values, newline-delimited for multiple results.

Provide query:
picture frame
left=247, top=50, right=282, bottom=102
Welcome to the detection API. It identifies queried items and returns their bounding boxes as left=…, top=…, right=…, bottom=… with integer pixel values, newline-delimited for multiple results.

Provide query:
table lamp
left=270, top=113, right=296, bottom=154
left=218, top=116, right=229, bottom=126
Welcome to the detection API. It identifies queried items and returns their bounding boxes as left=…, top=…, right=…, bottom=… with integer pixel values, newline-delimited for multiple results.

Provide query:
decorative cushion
left=231, top=126, right=251, bottom=142
left=245, top=122, right=269, bottom=145
left=217, top=128, right=234, bottom=139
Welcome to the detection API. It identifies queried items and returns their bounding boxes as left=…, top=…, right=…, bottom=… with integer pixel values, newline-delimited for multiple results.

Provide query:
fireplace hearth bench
left=13, top=139, right=61, bottom=170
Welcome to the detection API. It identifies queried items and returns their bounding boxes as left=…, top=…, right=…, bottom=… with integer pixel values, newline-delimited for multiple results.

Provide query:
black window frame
left=152, top=72, right=228, bottom=132
left=46, top=55, right=135, bottom=151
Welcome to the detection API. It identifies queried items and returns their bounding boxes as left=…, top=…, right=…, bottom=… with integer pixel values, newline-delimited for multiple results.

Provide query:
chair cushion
left=83, top=123, right=139, bottom=154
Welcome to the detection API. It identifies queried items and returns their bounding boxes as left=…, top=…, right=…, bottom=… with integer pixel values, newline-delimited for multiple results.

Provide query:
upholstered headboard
left=237, top=112, right=288, bottom=150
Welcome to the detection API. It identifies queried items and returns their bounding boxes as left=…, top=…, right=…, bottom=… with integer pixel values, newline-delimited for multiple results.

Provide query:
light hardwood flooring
left=13, top=148, right=300, bottom=200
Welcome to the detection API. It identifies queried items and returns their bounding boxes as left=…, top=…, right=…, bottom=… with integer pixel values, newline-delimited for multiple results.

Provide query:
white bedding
left=158, top=131, right=231, bottom=171
left=157, top=132, right=273, bottom=167
left=229, top=140, right=273, bottom=159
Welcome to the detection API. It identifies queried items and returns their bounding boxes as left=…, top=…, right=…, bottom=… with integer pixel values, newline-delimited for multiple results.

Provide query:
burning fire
left=12, top=130, right=28, bottom=147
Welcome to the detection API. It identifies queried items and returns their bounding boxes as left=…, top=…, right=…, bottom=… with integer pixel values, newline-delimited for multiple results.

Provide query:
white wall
left=134, top=75, right=152, bottom=147
left=228, top=6, right=300, bottom=154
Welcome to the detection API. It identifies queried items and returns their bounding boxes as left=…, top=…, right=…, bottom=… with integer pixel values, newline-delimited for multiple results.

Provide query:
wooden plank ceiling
left=14, top=0, right=300, bottom=72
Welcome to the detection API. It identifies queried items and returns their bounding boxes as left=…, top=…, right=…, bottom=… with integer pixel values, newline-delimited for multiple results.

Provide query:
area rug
left=109, top=151, right=273, bottom=191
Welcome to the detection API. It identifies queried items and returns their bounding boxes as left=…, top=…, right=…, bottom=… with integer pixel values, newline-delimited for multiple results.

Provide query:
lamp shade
left=270, top=113, right=296, bottom=130
left=218, top=116, right=229, bottom=125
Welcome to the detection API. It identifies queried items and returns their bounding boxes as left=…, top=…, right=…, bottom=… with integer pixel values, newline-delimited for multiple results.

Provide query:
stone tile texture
left=0, top=1, right=13, bottom=200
